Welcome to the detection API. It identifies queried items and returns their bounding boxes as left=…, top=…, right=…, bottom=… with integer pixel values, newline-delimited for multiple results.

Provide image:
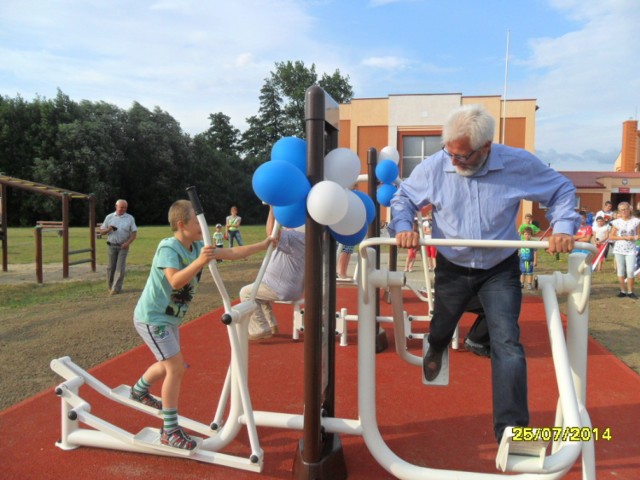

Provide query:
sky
left=1, top=0, right=639, bottom=171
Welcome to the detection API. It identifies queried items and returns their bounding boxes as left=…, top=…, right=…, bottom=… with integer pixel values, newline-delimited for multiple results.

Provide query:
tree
left=319, top=69, right=354, bottom=105
left=202, top=112, right=240, bottom=155
left=240, top=61, right=354, bottom=159
left=271, top=61, right=319, bottom=137
left=119, top=102, right=193, bottom=224
left=240, top=79, right=288, bottom=160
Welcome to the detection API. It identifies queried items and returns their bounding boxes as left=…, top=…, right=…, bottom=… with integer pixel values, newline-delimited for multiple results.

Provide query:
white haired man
left=100, top=199, right=137, bottom=295
left=389, top=104, right=579, bottom=443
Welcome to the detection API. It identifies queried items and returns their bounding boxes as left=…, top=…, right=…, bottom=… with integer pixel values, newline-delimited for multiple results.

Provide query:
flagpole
left=501, top=29, right=510, bottom=145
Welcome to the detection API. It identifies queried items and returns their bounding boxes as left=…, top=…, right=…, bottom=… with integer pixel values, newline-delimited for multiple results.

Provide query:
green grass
left=0, top=224, right=269, bottom=310
left=2, top=224, right=268, bottom=265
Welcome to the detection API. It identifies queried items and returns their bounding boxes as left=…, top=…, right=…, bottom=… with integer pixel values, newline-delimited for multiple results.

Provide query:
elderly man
left=389, top=104, right=579, bottom=443
left=100, top=199, right=137, bottom=295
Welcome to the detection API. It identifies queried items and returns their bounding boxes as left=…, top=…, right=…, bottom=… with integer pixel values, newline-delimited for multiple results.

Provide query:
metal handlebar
left=185, top=186, right=233, bottom=312
left=358, top=238, right=596, bottom=311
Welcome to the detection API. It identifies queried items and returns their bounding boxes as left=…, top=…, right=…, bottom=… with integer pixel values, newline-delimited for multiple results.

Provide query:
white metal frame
left=51, top=237, right=596, bottom=479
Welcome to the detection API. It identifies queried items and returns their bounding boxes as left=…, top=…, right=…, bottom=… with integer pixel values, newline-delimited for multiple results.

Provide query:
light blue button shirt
left=389, top=143, right=580, bottom=269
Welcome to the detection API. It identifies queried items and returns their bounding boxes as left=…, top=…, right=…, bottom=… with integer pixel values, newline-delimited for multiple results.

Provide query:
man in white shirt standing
left=100, top=199, right=137, bottom=295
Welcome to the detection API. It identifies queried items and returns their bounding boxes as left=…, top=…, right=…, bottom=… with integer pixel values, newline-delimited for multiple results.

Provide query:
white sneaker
left=249, top=330, right=273, bottom=341
left=248, top=316, right=272, bottom=340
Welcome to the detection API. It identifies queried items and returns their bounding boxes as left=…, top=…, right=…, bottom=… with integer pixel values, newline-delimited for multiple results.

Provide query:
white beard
left=454, top=154, right=488, bottom=177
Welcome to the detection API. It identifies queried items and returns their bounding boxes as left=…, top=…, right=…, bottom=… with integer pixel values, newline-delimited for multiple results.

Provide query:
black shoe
left=617, top=291, right=627, bottom=298
left=628, top=292, right=638, bottom=300
left=423, top=347, right=444, bottom=381
left=464, top=338, right=491, bottom=358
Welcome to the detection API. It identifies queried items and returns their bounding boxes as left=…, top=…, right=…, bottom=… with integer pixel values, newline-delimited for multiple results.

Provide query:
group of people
left=98, top=103, right=636, bottom=454
left=514, top=201, right=640, bottom=299
left=589, top=201, right=640, bottom=298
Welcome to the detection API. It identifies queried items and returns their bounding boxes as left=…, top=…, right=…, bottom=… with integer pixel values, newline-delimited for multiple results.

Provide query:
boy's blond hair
left=168, top=200, right=193, bottom=231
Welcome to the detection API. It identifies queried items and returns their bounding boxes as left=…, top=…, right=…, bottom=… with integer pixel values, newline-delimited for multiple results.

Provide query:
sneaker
left=627, top=292, right=638, bottom=300
left=249, top=329, right=273, bottom=341
left=527, top=284, right=533, bottom=290
left=616, top=291, right=628, bottom=298
left=160, top=427, right=197, bottom=450
left=130, top=388, right=162, bottom=409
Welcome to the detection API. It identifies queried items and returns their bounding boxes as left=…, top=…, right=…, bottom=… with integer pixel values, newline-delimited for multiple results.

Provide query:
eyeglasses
left=619, top=208, right=630, bottom=211
left=442, top=146, right=478, bottom=163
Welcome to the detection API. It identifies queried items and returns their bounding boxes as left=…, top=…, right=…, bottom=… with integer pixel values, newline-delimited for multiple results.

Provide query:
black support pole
left=367, top=148, right=388, bottom=353
left=293, top=85, right=347, bottom=480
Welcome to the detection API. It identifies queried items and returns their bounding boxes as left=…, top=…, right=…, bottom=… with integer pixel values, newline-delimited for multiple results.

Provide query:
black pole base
left=383, top=287, right=393, bottom=304
left=292, top=435, right=347, bottom=480
left=375, top=325, right=388, bottom=353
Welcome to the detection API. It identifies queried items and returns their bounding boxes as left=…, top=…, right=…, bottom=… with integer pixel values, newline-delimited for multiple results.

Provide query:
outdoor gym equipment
left=51, top=237, right=597, bottom=479
left=356, top=237, right=597, bottom=478
left=0, top=174, right=97, bottom=280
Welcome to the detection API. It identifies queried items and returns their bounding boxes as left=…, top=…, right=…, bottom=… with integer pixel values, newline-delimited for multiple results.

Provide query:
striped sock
left=132, top=376, right=151, bottom=396
left=163, top=408, right=179, bottom=432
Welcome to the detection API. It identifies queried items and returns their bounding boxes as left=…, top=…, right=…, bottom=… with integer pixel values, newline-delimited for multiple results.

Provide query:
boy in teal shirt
left=130, top=199, right=274, bottom=450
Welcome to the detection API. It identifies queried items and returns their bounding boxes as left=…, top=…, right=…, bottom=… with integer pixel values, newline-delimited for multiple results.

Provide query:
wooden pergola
left=0, top=174, right=96, bottom=278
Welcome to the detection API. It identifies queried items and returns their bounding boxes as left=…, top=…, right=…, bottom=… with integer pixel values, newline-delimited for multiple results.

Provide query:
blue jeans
left=429, top=252, right=528, bottom=442
left=228, top=229, right=243, bottom=247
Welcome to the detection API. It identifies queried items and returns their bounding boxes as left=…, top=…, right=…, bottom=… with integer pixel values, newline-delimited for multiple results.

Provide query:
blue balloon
left=274, top=200, right=307, bottom=228
left=252, top=160, right=310, bottom=206
left=271, top=137, right=307, bottom=174
left=330, top=223, right=368, bottom=246
left=376, top=183, right=397, bottom=207
left=375, top=159, right=399, bottom=184
left=352, top=189, right=376, bottom=225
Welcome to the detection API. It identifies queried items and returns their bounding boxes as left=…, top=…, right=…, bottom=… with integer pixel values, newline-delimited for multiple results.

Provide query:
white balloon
left=324, top=148, right=361, bottom=188
left=330, top=190, right=366, bottom=235
left=379, top=145, right=400, bottom=164
left=306, top=181, right=349, bottom=225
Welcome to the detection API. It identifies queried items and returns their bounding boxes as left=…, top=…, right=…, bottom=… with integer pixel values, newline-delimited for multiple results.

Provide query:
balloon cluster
left=375, top=146, right=400, bottom=207
left=252, top=137, right=376, bottom=246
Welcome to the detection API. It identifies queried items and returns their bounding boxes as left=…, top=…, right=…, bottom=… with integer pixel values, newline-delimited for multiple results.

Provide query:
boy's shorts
left=341, top=244, right=354, bottom=254
left=134, top=321, right=180, bottom=361
left=519, top=259, right=534, bottom=275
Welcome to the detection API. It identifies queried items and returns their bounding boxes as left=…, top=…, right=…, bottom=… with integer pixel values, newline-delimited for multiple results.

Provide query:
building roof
left=558, top=171, right=640, bottom=189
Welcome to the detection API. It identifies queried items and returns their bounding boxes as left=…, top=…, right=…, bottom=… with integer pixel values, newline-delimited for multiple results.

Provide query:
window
left=401, top=135, right=442, bottom=178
